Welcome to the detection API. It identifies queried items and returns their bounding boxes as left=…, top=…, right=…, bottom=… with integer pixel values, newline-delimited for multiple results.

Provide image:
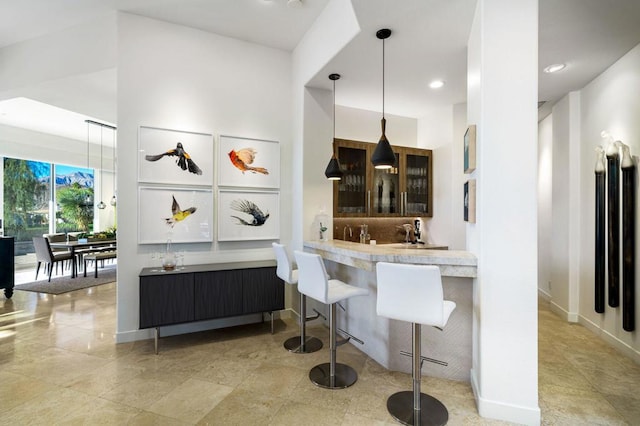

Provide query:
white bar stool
left=272, top=243, right=323, bottom=353
left=295, top=250, right=369, bottom=389
left=376, top=262, right=456, bottom=426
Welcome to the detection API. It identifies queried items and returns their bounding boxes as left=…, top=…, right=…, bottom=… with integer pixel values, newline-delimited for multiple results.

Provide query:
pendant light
left=371, top=28, right=396, bottom=169
left=110, top=127, right=117, bottom=207
left=324, top=73, right=344, bottom=180
left=97, top=125, right=106, bottom=210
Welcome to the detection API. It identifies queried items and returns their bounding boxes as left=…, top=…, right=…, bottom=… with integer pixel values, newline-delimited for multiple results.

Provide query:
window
left=3, top=157, right=93, bottom=255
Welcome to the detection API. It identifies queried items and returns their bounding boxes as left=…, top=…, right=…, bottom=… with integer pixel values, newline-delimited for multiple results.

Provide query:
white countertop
left=303, top=240, right=477, bottom=278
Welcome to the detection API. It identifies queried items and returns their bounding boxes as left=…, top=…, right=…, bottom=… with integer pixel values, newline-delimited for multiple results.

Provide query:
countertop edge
left=303, top=240, right=477, bottom=278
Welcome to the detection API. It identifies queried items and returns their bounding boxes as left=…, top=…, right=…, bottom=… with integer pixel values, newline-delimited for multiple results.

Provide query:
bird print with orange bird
left=228, top=147, right=269, bottom=175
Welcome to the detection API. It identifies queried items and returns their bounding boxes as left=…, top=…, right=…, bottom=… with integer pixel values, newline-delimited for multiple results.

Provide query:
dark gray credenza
left=0, top=237, right=15, bottom=299
left=139, top=260, right=283, bottom=353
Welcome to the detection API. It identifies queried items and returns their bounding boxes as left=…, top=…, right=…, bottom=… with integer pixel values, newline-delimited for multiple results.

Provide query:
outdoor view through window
left=3, top=157, right=93, bottom=255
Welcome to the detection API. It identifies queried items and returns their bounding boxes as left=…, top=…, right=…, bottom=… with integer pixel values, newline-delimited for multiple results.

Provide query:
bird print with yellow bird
left=228, top=147, right=269, bottom=175
left=165, top=195, right=197, bottom=228
left=145, top=142, right=203, bottom=175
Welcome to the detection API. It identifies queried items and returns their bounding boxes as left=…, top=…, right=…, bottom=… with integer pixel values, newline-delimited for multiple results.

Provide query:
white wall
left=116, top=13, right=293, bottom=341
left=549, top=92, right=582, bottom=320
left=575, top=42, right=640, bottom=359
left=291, top=0, right=360, bottom=250
left=538, top=114, right=552, bottom=297
left=417, top=104, right=466, bottom=249
left=467, top=0, right=540, bottom=423
left=336, top=105, right=417, bottom=146
left=545, top=42, right=640, bottom=362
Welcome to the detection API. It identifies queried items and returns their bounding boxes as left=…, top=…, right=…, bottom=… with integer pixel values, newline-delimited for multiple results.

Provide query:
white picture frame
left=217, top=189, right=279, bottom=241
left=138, top=126, right=213, bottom=185
left=139, top=186, right=213, bottom=244
left=218, top=135, right=280, bottom=188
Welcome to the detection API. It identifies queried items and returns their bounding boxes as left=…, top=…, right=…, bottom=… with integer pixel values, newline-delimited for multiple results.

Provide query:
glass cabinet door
left=334, top=144, right=368, bottom=216
left=402, top=151, right=432, bottom=216
left=371, top=153, right=400, bottom=216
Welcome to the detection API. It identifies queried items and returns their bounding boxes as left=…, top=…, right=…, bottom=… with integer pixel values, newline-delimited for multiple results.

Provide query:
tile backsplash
left=333, top=217, right=424, bottom=244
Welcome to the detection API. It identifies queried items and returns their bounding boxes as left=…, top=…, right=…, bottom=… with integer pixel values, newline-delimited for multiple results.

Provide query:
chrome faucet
left=402, top=224, right=413, bottom=243
left=343, top=225, right=352, bottom=241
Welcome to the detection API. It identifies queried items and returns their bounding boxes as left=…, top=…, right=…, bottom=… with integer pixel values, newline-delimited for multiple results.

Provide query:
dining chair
left=32, top=236, right=74, bottom=282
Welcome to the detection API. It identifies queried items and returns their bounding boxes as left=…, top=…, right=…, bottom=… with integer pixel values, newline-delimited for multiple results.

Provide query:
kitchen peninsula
left=303, top=240, right=477, bottom=381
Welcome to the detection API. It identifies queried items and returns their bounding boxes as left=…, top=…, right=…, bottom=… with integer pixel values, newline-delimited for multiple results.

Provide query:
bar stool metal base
left=283, top=335, right=323, bottom=353
left=309, top=362, right=358, bottom=389
left=387, top=391, right=448, bottom=426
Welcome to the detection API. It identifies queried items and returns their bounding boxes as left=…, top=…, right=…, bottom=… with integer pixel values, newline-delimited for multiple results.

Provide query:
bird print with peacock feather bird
left=230, top=199, right=269, bottom=226
left=165, top=195, right=197, bottom=228
left=228, top=147, right=269, bottom=175
left=145, top=142, right=202, bottom=175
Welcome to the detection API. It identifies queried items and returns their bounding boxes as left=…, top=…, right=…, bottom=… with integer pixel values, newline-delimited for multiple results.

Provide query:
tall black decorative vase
left=595, top=170, right=606, bottom=313
left=622, top=162, right=635, bottom=331
left=607, top=154, right=620, bottom=307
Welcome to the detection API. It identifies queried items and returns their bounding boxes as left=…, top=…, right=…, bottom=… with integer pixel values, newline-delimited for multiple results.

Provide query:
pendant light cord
left=100, top=126, right=103, bottom=202
left=333, top=78, right=336, bottom=155
left=86, top=122, right=90, bottom=170
left=382, top=37, right=385, bottom=119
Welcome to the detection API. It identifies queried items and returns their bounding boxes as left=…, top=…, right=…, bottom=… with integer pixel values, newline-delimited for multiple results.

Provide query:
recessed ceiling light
left=429, top=80, right=445, bottom=89
left=287, top=0, right=302, bottom=7
left=543, top=63, right=566, bottom=73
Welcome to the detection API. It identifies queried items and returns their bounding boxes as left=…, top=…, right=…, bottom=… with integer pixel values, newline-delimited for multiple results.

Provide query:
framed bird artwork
left=217, top=189, right=280, bottom=241
left=138, top=126, right=214, bottom=185
left=138, top=186, right=213, bottom=244
left=218, top=135, right=280, bottom=189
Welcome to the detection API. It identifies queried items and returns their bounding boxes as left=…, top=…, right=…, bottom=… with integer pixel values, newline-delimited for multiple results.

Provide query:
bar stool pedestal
left=386, top=323, right=448, bottom=426
left=273, top=243, right=323, bottom=354
left=295, top=250, right=368, bottom=390
left=376, top=262, right=456, bottom=426
left=283, top=292, right=323, bottom=353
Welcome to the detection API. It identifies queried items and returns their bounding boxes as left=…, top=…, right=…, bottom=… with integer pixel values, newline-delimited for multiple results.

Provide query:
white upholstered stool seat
left=272, top=243, right=323, bottom=353
left=376, top=262, right=456, bottom=426
left=295, top=250, right=368, bottom=389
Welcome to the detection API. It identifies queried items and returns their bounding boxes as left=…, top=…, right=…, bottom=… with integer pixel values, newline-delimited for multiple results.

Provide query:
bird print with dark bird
left=228, top=148, right=269, bottom=175
left=165, top=195, right=197, bottom=228
left=145, top=142, right=203, bottom=175
left=230, top=199, right=269, bottom=226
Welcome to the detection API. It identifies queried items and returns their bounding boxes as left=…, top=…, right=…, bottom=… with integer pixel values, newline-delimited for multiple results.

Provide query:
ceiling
left=2, top=0, right=640, bottom=138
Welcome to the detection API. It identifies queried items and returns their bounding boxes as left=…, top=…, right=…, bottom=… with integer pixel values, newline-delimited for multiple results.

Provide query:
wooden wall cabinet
left=333, top=139, right=433, bottom=218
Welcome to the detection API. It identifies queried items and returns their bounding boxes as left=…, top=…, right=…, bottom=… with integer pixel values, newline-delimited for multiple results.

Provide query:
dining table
left=49, top=239, right=117, bottom=278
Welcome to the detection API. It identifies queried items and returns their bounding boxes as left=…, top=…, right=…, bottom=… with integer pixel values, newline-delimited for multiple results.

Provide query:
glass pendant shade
left=97, top=201, right=106, bottom=209
left=371, top=28, right=395, bottom=169
left=110, top=195, right=117, bottom=207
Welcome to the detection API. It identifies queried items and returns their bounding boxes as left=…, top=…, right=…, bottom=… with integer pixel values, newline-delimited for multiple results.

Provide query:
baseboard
left=537, top=288, right=551, bottom=301
left=116, top=328, right=153, bottom=343
left=471, top=369, right=541, bottom=425
left=578, top=314, right=640, bottom=365
left=549, top=300, right=579, bottom=323
left=116, top=310, right=290, bottom=344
